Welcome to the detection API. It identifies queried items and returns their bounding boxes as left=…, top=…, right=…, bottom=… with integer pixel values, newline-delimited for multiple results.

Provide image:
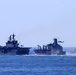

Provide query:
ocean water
left=63, top=47, right=76, bottom=51
left=0, top=56, right=76, bottom=75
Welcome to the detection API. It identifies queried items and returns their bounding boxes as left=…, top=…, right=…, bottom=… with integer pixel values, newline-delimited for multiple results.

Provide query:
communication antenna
left=54, top=37, right=64, bottom=43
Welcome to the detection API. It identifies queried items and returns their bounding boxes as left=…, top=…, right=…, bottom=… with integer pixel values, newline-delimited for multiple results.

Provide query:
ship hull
left=34, top=49, right=66, bottom=55
left=0, top=47, right=30, bottom=55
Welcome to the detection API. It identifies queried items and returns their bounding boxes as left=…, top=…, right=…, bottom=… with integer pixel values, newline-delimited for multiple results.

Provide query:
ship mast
left=12, top=34, right=15, bottom=40
left=9, top=35, right=12, bottom=41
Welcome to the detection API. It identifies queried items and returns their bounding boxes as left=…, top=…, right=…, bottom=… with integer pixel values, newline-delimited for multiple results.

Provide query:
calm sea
left=0, top=55, right=76, bottom=75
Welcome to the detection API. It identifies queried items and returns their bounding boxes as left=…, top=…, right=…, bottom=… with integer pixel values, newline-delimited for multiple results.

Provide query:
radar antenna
left=58, top=41, right=64, bottom=43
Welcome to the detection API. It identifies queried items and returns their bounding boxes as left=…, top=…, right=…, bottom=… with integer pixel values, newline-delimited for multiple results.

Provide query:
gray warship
left=34, top=38, right=66, bottom=55
left=0, top=34, right=30, bottom=55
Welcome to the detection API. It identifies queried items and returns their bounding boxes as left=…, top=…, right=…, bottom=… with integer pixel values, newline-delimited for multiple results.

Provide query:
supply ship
left=34, top=38, right=66, bottom=55
left=0, top=34, right=30, bottom=55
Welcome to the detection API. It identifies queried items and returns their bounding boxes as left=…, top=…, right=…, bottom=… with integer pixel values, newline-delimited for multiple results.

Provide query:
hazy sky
left=0, top=0, right=76, bottom=47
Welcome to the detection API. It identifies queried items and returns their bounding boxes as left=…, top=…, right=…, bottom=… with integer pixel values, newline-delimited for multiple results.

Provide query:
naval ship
left=34, top=38, right=66, bottom=55
left=0, top=34, right=30, bottom=55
